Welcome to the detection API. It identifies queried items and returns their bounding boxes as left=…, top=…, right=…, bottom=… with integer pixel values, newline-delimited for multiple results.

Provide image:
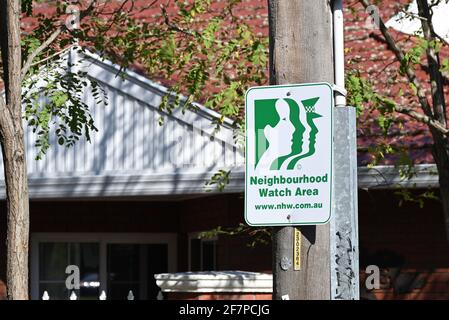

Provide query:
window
left=189, top=233, right=217, bottom=271
left=39, top=242, right=99, bottom=300
left=31, top=233, right=176, bottom=300
left=107, top=243, right=168, bottom=300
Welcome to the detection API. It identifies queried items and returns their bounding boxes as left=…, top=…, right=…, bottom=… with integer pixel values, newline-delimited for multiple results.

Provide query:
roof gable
left=0, top=48, right=244, bottom=198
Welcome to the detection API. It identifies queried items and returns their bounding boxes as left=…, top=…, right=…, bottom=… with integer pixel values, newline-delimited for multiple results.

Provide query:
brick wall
left=0, top=194, right=271, bottom=298
left=1, top=189, right=449, bottom=300
left=178, top=194, right=271, bottom=272
left=166, top=292, right=272, bottom=300
left=0, top=280, right=6, bottom=300
left=358, top=189, right=449, bottom=300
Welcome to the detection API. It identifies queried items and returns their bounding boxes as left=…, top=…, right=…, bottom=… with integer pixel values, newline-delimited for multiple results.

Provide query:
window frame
left=30, top=233, right=177, bottom=300
left=187, top=232, right=218, bottom=272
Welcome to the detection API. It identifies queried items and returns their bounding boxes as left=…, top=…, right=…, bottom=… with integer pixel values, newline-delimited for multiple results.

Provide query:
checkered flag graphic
left=304, top=105, right=315, bottom=113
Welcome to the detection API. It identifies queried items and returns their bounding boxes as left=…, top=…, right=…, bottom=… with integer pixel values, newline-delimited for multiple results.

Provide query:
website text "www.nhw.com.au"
left=254, top=202, right=323, bottom=210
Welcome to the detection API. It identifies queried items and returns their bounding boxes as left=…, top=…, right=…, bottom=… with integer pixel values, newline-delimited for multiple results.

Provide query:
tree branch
left=417, top=0, right=447, bottom=126
left=21, top=27, right=63, bottom=80
left=0, top=93, right=14, bottom=142
left=161, top=5, right=197, bottom=37
left=394, top=104, right=449, bottom=135
left=425, top=2, right=449, bottom=47
left=21, top=0, right=98, bottom=81
left=433, top=32, right=449, bottom=47
left=360, top=0, right=433, bottom=118
left=26, top=46, right=72, bottom=69
left=397, top=5, right=449, bottom=46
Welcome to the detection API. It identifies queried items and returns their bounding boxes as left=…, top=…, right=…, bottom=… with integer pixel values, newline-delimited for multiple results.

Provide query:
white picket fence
left=41, top=290, right=164, bottom=300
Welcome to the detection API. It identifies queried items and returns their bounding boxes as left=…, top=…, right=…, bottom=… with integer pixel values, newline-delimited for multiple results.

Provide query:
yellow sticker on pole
left=294, top=227, right=301, bottom=270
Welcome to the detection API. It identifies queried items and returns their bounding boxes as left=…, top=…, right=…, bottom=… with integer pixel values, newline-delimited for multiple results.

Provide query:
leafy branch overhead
left=347, top=0, right=449, bottom=241
left=351, top=0, right=448, bottom=135
left=347, top=0, right=449, bottom=170
left=200, top=223, right=271, bottom=248
left=133, top=0, right=268, bottom=124
left=0, top=0, right=266, bottom=299
left=22, top=54, right=106, bottom=160
left=17, top=0, right=267, bottom=158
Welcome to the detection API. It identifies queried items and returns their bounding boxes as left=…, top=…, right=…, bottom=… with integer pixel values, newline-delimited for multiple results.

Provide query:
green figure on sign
left=254, top=96, right=322, bottom=170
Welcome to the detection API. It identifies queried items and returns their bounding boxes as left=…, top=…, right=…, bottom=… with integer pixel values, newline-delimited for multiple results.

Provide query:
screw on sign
left=280, top=256, right=292, bottom=271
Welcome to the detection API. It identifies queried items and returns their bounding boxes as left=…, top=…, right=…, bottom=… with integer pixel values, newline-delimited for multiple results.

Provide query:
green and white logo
left=254, top=97, right=322, bottom=171
left=245, top=83, right=333, bottom=226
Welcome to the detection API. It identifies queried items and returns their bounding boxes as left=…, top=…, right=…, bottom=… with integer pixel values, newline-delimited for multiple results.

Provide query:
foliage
left=349, top=0, right=448, bottom=164
left=22, top=50, right=107, bottom=159
left=345, top=0, right=449, bottom=215
left=395, top=188, right=440, bottom=209
left=17, top=0, right=267, bottom=161
left=205, top=169, right=231, bottom=192
left=19, top=2, right=104, bottom=158
left=200, top=223, right=271, bottom=248
left=16, top=1, right=266, bottom=248
left=346, top=68, right=416, bottom=172
left=81, top=0, right=268, bottom=126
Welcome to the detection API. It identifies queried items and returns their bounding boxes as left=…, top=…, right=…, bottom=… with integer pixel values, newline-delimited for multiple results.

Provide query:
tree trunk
left=440, top=185, right=449, bottom=241
left=0, top=0, right=30, bottom=300
left=416, top=0, right=449, bottom=246
left=269, top=0, right=334, bottom=300
left=1, top=126, right=30, bottom=300
left=432, top=135, right=449, bottom=243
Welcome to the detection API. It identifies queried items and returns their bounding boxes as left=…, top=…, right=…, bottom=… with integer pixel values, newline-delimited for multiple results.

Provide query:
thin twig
left=161, top=5, right=197, bottom=37
left=21, top=28, right=64, bottom=79
left=397, top=5, right=449, bottom=46
left=360, top=0, right=433, bottom=118
left=27, top=46, right=72, bottom=69
left=397, top=9, right=428, bottom=21
left=20, top=0, right=98, bottom=80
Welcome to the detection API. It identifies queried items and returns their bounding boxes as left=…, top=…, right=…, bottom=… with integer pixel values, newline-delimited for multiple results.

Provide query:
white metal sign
left=245, top=83, right=333, bottom=226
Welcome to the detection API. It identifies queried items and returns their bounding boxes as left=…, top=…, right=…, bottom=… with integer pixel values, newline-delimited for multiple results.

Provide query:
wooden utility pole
left=269, top=0, right=334, bottom=300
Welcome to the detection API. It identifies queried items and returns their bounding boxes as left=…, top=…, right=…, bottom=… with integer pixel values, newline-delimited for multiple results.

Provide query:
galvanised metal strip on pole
left=330, top=0, right=360, bottom=300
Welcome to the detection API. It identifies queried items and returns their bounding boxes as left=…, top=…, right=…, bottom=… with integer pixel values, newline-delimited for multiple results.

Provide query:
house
left=0, top=48, right=266, bottom=300
left=1, top=0, right=449, bottom=300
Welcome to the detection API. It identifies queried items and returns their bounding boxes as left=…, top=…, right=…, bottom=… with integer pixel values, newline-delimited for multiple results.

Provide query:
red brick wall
left=0, top=280, right=6, bottom=300
left=359, top=189, right=448, bottom=267
left=29, top=200, right=180, bottom=233
left=358, top=189, right=449, bottom=300
left=26, top=195, right=271, bottom=274
left=0, top=194, right=272, bottom=295
left=178, top=195, right=272, bottom=272
left=1, top=190, right=449, bottom=300
left=167, top=292, right=272, bottom=300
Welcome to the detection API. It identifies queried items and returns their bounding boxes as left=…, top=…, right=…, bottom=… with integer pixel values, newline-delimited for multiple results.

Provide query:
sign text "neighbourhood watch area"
left=250, top=174, right=329, bottom=197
